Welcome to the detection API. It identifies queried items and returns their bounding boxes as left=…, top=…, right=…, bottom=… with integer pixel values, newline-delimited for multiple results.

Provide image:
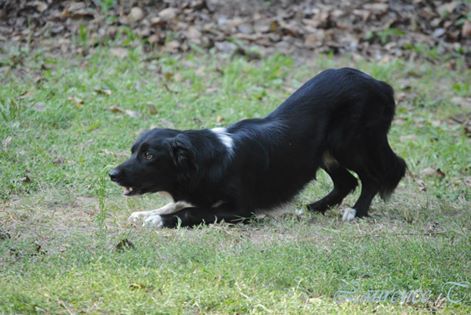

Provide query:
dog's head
left=109, top=128, right=197, bottom=196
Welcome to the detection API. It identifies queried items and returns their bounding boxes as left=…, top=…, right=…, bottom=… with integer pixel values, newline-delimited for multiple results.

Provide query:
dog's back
left=228, top=68, right=406, bottom=216
left=271, top=68, right=395, bottom=131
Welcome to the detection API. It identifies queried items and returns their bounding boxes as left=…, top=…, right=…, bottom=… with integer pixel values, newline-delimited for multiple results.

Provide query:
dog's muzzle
left=109, top=167, right=141, bottom=196
left=108, top=168, right=122, bottom=182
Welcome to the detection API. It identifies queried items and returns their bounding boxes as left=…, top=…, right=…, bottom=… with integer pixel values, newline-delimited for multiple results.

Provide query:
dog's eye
left=143, top=152, right=154, bottom=160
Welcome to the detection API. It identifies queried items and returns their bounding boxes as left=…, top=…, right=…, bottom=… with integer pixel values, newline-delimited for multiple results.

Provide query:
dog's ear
left=168, top=134, right=197, bottom=178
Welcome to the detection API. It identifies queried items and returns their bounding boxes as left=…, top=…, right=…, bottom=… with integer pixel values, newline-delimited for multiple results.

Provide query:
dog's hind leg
left=342, top=138, right=406, bottom=221
left=342, top=173, right=378, bottom=221
left=307, top=164, right=357, bottom=214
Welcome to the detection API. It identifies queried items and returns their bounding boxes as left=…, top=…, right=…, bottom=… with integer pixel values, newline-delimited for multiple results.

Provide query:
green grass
left=0, top=48, right=470, bottom=314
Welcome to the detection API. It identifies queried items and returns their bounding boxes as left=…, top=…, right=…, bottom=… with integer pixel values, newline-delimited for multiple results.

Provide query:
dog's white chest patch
left=211, top=127, right=234, bottom=154
left=322, top=151, right=339, bottom=170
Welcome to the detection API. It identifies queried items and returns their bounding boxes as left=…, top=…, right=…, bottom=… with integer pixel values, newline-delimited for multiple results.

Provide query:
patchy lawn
left=0, top=49, right=470, bottom=314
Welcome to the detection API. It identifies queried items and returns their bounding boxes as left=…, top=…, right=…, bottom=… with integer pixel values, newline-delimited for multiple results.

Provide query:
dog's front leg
left=128, top=201, right=192, bottom=225
left=143, top=206, right=253, bottom=229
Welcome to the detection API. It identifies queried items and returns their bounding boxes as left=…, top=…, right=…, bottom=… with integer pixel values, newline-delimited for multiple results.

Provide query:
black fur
left=110, top=68, right=406, bottom=227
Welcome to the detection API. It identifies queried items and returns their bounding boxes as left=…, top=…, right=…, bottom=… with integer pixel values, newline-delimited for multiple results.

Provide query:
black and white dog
left=109, top=68, right=406, bottom=228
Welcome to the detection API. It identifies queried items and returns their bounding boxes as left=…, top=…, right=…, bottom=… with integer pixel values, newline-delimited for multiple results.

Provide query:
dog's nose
left=108, top=168, right=122, bottom=182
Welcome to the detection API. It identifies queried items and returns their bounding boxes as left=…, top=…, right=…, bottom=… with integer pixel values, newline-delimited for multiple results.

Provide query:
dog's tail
left=378, top=141, right=407, bottom=200
left=374, top=80, right=406, bottom=200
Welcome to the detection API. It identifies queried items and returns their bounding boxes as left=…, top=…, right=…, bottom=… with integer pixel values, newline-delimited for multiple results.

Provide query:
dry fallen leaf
left=110, top=48, right=128, bottom=58
left=52, top=157, right=64, bottom=165
left=163, top=72, right=174, bottom=81
left=109, top=105, right=140, bottom=118
left=159, top=7, right=177, bottom=21
left=18, top=91, right=32, bottom=99
left=129, top=283, right=146, bottom=290
left=450, top=97, right=471, bottom=110
left=421, top=167, right=446, bottom=178
left=147, top=104, right=158, bottom=115
left=68, top=96, right=83, bottom=108
left=425, top=221, right=441, bottom=236
left=186, top=26, right=202, bottom=42
left=29, top=1, right=48, bottom=13
left=214, top=41, right=237, bottom=54
left=416, top=179, right=427, bottom=192
left=449, top=112, right=471, bottom=137
left=20, top=174, right=32, bottom=184
left=62, top=2, right=95, bottom=20
left=162, top=41, right=180, bottom=53
left=129, top=282, right=154, bottom=292
left=150, top=16, right=164, bottom=27
left=2, top=136, right=12, bottom=150
left=116, top=238, right=135, bottom=252
left=437, top=2, right=459, bottom=17
left=304, top=30, right=325, bottom=48
left=195, top=67, right=206, bottom=76
left=109, top=105, right=124, bottom=113
left=94, top=88, right=112, bottom=96
left=462, top=21, right=471, bottom=38
left=232, top=46, right=262, bottom=61
left=125, top=110, right=140, bottom=118
left=128, top=7, right=144, bottom=23
left=363, top=3, right=389, bottom=13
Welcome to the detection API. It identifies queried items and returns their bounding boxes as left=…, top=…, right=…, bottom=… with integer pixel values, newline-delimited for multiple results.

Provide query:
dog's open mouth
left=124, top=186, right=140, bottom=196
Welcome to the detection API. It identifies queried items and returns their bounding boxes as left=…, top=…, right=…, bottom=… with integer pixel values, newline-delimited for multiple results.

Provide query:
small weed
left=0, top=97, right=23, bottom=122
left=94, top=171, right=108, bottom=231
left=367, top=28, right=405, bottom=45
left=95, top=0, right=117, bottom=12
left=78, top=24, right=89, bottom=48
left=452, top=82, right=469, bottom=95
left=403, top=43, right=441, bottom=61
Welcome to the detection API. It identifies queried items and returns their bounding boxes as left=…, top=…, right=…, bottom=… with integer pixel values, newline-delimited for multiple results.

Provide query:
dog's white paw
left=143, top=214, right=163, bottom=228
left=342, top=207, right=357, bottom=222
left=128, top=211, right=147, bottom=225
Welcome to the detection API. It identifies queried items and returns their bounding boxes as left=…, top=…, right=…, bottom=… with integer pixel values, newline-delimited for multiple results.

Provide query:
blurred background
left=1, top=0, right=469, bottom=65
